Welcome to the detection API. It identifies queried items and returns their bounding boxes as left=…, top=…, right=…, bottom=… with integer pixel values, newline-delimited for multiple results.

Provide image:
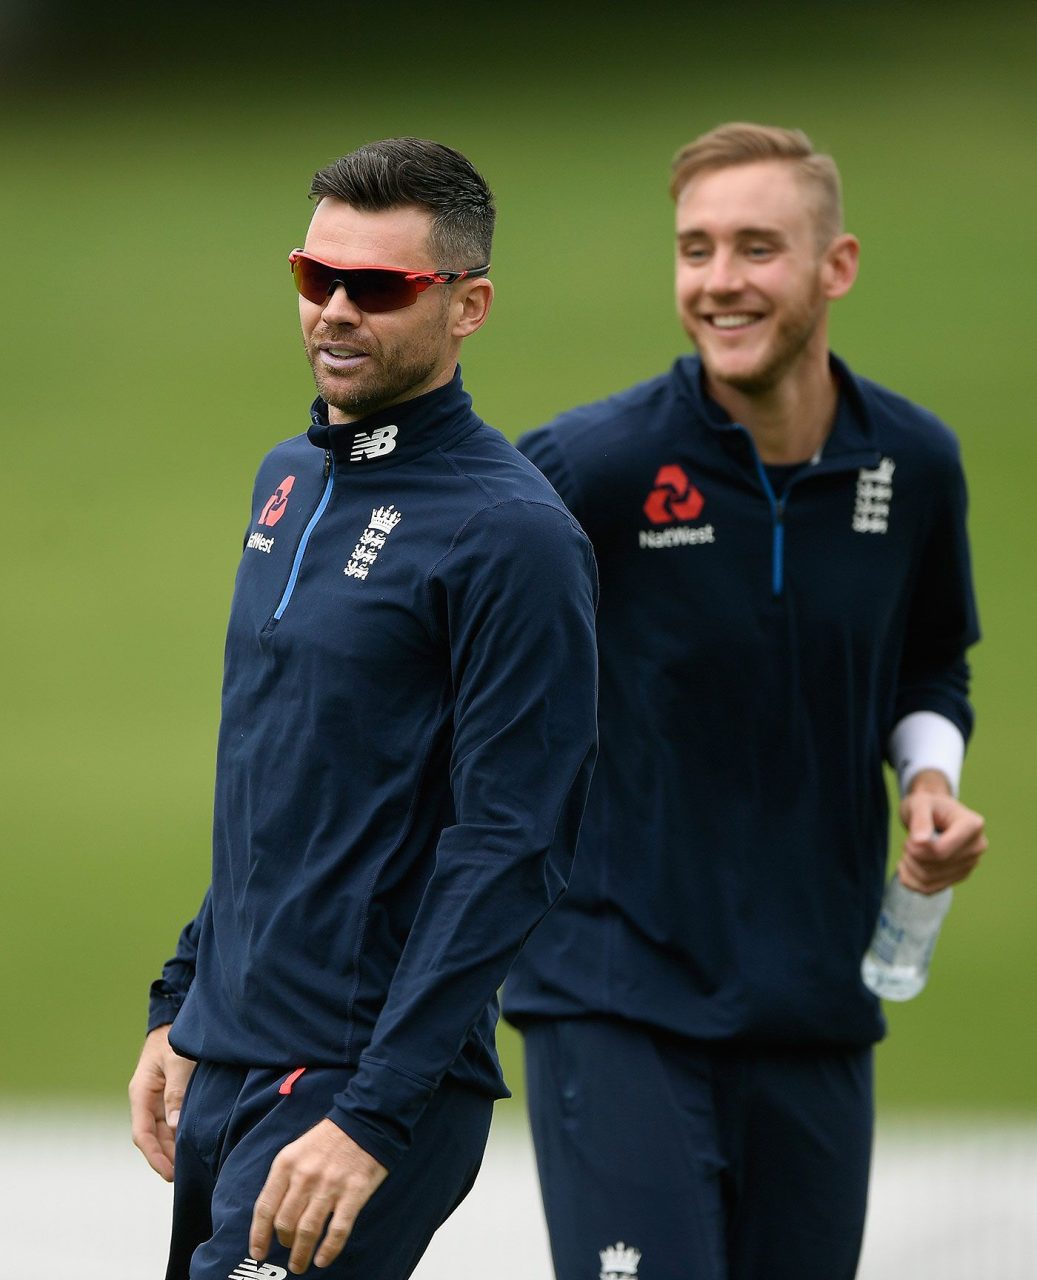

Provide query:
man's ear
left=452, top=278, right=494, bottom=338
left=823, top=234, right=860, bottom=301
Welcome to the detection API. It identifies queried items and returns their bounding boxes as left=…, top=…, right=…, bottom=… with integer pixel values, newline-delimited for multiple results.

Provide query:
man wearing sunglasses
left=128, top=138, right=598, bottom=1279
left=503, top=123, right=987, bottom=1280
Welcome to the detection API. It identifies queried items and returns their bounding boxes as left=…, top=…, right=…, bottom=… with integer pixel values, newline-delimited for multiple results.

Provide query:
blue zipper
left=724, top=420, right=883, bottom=598
left=272, top=454, right=335, bottom=620
left=771, top=498, right=785, bottom=596
left=748, top=442, right=786, bottom=597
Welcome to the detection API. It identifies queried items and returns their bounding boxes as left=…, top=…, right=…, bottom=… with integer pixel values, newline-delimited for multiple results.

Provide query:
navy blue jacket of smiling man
left=128, top=137, right=599, bottom=1280
left=502, top=123, right=988, bottom=1280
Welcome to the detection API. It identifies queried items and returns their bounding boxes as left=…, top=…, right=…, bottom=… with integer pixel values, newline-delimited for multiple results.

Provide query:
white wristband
left=888, top=711, right=965, bottom=797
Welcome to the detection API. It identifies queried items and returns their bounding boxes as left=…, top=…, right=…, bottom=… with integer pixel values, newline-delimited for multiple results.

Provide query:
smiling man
left=503, top=123, right=987, bottom=1280
left=128, top=138, right=598, bottom=1280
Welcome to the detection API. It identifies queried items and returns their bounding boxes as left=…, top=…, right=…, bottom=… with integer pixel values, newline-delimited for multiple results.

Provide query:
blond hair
left=670, top=123, right=843, bottom=248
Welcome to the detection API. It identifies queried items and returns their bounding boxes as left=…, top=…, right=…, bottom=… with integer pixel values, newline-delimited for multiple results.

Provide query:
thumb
left=904, top=794, right=938, bottom=844
left=165, top=1083, right=186, bottom=1130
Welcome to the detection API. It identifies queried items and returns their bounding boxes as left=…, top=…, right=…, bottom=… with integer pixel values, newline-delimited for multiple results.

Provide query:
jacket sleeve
left=325, top=499, right=599, bottom=1169
left=515, top=426, right=586, bottom=523
left=891, top=440, right=980, bottom=742
left=147, top=889, right=210, bottom=1033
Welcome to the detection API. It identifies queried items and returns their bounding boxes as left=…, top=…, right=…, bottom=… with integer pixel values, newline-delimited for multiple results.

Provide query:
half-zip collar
left=674, top=352, right=882, bottom=473
left=306, top=365, right=479, bottom=470
left=673, top=353, right=883, bottom=597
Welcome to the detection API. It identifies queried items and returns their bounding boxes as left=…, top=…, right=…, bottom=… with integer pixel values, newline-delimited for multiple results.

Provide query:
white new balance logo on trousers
left=228, top=1261, right=287, bottom=1279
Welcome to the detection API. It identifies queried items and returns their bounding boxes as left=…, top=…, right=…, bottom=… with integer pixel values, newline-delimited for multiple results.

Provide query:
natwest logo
left=247, top=531, right=274, bottom=554
left=643, top=465, right=704, bottom=525
left=259, top=475, right=296, bottom=527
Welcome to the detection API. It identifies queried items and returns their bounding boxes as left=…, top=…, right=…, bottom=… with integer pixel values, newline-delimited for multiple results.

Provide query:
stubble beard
left=309, top=343, right=443, bottom=420
left=307, top=293, right=452, bottom=421
left=695, top=280, right=828, bottom=399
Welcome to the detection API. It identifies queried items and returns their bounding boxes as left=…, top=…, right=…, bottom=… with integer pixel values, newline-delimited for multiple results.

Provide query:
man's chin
left=314, top=373, right=389, bottom=421
left=700, top=356, right=777, bottom=398
left=312, top=356, right=442, bottom=421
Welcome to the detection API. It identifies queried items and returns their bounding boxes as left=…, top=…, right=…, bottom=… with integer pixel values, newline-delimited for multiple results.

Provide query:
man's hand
left=250, top=1119, right=388, bottom=1274
left=128, top=1024, right=195, bottom=1181
left=899, top=769, right=988, bottom=893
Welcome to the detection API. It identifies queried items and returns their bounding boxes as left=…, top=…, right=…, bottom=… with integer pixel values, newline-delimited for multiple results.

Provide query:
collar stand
left=306, top=366, right=474, bottom=468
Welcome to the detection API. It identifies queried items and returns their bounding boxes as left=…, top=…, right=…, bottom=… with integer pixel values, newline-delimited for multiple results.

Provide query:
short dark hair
left=309, top=138, right=495, bottom=269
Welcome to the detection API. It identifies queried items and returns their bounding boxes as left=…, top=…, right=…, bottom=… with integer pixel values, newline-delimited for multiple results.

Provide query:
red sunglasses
left=289, top=250, right=490, bottom=313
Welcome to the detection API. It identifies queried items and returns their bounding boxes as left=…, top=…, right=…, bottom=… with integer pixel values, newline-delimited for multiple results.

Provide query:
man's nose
left=320, top=282, right=364, bottom=324
left=705, top=249, right=745, bottom=295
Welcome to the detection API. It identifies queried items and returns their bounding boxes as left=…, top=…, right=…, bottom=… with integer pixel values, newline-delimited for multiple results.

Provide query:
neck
left=706, top=355, right=839, bottom=465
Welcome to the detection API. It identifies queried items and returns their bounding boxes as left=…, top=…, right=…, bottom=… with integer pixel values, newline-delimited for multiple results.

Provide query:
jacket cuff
left=147, top=980, right=185, bottom=1035
left=888, top=710, right=965, bottom=797
left=325, top=1055, right=438, bottom=1171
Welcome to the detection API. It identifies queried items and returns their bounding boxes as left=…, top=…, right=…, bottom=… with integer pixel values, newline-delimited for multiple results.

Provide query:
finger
left=942, top=834, right=987, bottom=872
left=313, top=1201, right=361, bottom=1270
left=908, top=824, right=938, bottom=846
left=250, top=1167, right=290, bottom=1261
left=902, top=840, right=982, bottom=892
left=130, top=1089, right=175, bottom=1181
left=274, top=1182, right=318, bottom=1250
left=899, top=795, right=935, bottom=847
left=164, top=1056, right=195, bottom=1131
left=286, top=1198, right=335, bottom=1275
left=907, top=800, right=939, bottom=845
left=132, top=1125, right=175, bottom=1181
left=932, top=814, right=986, bottom=855
left=155, top=1117, right=178, bottom=1171
left=899, top=862, right=951, bottom=893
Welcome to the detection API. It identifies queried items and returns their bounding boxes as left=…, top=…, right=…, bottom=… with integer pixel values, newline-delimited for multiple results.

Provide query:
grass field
left=2, top=2, right=1035, bottom=1113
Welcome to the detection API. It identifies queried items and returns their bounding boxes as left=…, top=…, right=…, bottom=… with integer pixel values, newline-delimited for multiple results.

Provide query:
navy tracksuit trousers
left=166, top=1061, right=493, bottom=1280
left=524, top=1018, right=873, bottom=1280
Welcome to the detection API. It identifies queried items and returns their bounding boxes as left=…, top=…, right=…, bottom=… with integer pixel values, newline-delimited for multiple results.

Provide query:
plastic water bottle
left=861, top=874, right=953, bottom=1001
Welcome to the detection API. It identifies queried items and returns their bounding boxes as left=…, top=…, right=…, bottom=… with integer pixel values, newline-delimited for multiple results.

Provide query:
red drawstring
left=279, top=1067, right=307, bottom=1095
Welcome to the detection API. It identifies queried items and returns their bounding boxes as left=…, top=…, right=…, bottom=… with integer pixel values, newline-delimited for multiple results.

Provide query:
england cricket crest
left=344, top=505, right=402, bottom=580
left=600, top=1241, right=642, bottom=1279
left=852, top=456, right=895, bottom=533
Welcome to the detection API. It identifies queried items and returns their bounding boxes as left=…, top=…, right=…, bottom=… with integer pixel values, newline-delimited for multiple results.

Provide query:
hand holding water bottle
left=898, top=771, right=988, bottom=895
left=862, top=771, right=987, bottom=1000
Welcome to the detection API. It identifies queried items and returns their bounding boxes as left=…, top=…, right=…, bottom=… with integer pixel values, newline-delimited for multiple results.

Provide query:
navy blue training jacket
left=502, top=353, right=979, bottom=1048
left=148, top=370, right=598, bottom=1169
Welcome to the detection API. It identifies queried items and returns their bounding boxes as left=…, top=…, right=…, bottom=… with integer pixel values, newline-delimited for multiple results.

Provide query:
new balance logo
left=228, top=1261, right=287, bottom=1280
left=853, top=457, right=895, bottom=534
left=349, top=424, right=398, bottom=462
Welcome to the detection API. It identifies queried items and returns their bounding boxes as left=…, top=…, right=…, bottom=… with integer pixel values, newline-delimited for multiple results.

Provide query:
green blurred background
left=3, top=0, right=1034, bottom=1116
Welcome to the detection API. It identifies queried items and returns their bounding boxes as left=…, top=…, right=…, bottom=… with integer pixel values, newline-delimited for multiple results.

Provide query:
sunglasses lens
left=291, top=258, right=420, bottom=313
left=345, top=269, right=419, bottom=313
left=291, top=256, right=332, bottom=305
